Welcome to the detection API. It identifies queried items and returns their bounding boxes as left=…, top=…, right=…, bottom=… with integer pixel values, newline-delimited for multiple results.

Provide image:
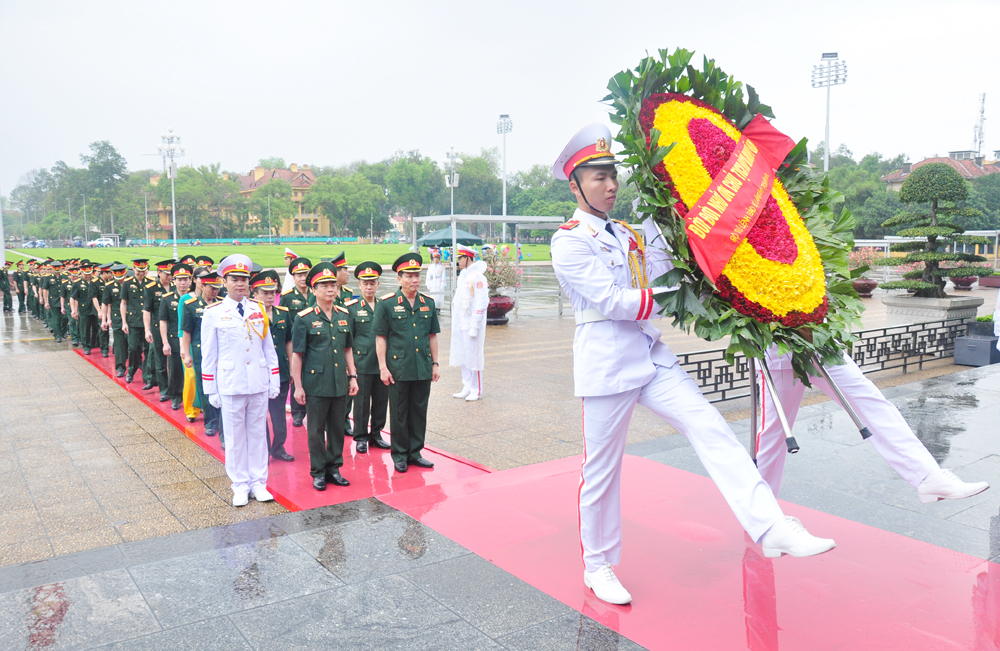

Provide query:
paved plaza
left=0, top=284, right=997, bottom=649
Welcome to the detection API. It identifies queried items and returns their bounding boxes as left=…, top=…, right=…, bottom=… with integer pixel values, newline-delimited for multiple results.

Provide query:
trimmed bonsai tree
left=878, top=163, right=987, bottom=298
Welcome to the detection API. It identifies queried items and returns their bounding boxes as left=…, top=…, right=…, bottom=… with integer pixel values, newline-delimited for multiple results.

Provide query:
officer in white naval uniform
left=757, top=346, right=989, bottom=500
left=450, top=245, right=489, bottom=401
left=551, top=123, right=835, bottom=606
left=201, top=254, right=281, bottom=506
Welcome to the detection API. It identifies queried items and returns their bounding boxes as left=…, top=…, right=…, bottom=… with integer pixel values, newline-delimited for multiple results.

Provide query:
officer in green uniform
left=104, top=264, right=128, bottom=377
left=48, top=262, right=67, bottom=341
left=96, top=263, right=113, bottom=357
left=373, top=252, right=441, bottom=473
left=13, top=260, right=25, bottom=313
left=330, top=251, right=356, bottom=436
left=281, top=256, right=313, bottom=428
left=120, top=259, right=150, bottom=384
left=251, top=269, right=294, bottom=462
left=65, top=262, right=82, bottom=345
left=30, top=261, right=42, bottom=319
left=159, top=263, right=192, bottom=410
left=290, top=261, right=359, bottom=491
left=1, top=261, right=11, bottom=312
left=144, top=259, right=175, bottom=399
left=344, top=261, right=391, bottom=454
left=181, top=271, right=224, bottom=445
left=79, top=263, right=102, bottom=354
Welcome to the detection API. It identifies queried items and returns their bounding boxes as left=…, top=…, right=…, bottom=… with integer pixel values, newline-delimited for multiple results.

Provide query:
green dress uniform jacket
left=345, top=297, right=380, bottom=375
left=372, top=289, right=440, bottom=382
left=346, top=295, right=388, bottom=443
left=270, top=305, right=292, bottom=383
left=120, top=276, right=147, bottom=377
left=144, top=281, right=170, bottom=394
left=103, top=279, right=127, bottom=373
left=280, top=286, right=311, bottom=319
left=158, top=290, right=184, bottom=400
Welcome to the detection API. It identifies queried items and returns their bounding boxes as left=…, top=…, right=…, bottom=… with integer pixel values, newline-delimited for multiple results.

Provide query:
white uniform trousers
left=221, top=392, right=270, bottom=493
left=461, top=365, right=483, bottom=397
left=580, top=362, right=783, bottom=573
left=757, top=353, right=938, bottom=496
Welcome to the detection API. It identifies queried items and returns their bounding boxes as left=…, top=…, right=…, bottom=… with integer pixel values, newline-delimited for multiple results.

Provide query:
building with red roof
left=882, top=150, right=1000, bottom=191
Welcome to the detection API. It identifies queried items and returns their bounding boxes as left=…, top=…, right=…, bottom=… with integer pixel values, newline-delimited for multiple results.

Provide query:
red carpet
left=75, top=349, right=491, bottom=511
left=381, top=455, right=1000, bottom=651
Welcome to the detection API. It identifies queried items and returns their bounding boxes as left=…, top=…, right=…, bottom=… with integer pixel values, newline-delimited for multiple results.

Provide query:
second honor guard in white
left=450, top=245, right=489, bottom=401
left=550, top=123, right=836, bottom=606
left=201, top=254, right=281, bottom=506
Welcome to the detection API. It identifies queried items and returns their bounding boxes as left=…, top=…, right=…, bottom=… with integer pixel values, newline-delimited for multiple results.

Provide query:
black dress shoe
left=171, top=399, right=182, bottom=410
left=204, top=429, right=217, bottom=437
left=55, top=337, right=62, bottom=343
left=142, top=382, right=155, bottom=390
left=187, top=416, right=195, bottom=423
left=345, top=427, right=354, bottom=438
left=115, top=370, right=125, bottom=378
left=356, top=440, right=368, bottom=454
left=410, top=457, right=435, bottom=469
left=125, top=374, right=134, bottom=383
left=312, top=476, right=327, bottom=491
left=82, top=349, right=91, bottom=355
left=102, top=351, right=109, bottom=358
left=371, top=438, right=391, bottom=450
left=327, top=472, right=350, bottom=487
left=159, top=395, right=170, bottom=403
left=292, top=418, right=303, bottom=428
left=271, top=450, right=294, bottom=462
left=394, top=460, right=408, bottom=473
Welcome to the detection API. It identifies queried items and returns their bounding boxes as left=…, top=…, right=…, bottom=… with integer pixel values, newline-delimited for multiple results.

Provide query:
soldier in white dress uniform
left=450, top=245, right=489, bottom=401
left=425, top=248, right=446, bottom=308
left=758, top=346, right=989, bottom=501
left=550, top=123, right=836, bottom=606
left=201, top=254, right=281, bottom=506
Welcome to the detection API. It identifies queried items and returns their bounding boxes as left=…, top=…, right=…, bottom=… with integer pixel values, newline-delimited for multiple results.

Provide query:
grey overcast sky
left=2, top=0, right=998, bottom=195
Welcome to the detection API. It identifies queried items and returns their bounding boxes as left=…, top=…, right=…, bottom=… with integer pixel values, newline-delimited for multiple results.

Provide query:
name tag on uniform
left=356, top=310, right=368, bottom=316
left=195, top=309, right=203, bottom=315
left=419, top=306, right=430, bottom=312
left=337, top=319, right=348, bottom=326
left=220, top=315, right=233, bottom=321
left=311, top=320, right=323, bottom=328
left=394, top=306, right=405, bottom=312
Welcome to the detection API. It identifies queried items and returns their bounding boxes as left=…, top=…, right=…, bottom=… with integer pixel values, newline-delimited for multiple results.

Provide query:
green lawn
left=9, top=242, right=553, bottom=267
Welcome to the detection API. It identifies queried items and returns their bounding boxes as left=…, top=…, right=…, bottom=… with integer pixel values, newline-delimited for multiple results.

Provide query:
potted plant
left=848, top=247, right=881, bottom=297
left=482, top=247, right=522, bottom=325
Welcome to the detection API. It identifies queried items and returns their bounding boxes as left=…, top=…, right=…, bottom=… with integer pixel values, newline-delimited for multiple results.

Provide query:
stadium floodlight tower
left=811, top=53, right=848, bottom=172
left=497, top=114, right=513, bottom=243
left=157, top=129, right=186, bottom=258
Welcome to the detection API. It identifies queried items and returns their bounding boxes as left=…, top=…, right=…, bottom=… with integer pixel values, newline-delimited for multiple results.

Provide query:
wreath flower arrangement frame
left=604, top=48, right=866, bottom=383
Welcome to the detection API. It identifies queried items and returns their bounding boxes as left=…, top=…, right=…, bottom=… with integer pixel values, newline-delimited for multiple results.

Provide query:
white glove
left=469, top=328, right=478, bottom=338
left=208, top=393, right=221, bottom=409
left=268, top=387, right=280, bottom=399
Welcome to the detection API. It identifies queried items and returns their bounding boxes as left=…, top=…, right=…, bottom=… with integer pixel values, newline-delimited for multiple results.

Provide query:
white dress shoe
left=452, top=389, right=471, bottom=399
left=251, top=486, right=274, bottom=502
left=232, top=490, right=249, bottom=507
left=583, top=563, right=632, bottom=605
left=760, top=516, right=836, bottom=558
left=465, top=392, right=481, bottom=402
left=918, top=468, right=989, bottom=503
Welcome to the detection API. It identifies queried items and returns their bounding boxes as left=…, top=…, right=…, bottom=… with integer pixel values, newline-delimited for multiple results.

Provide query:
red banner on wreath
left=683, top=114, right=796, bottom=282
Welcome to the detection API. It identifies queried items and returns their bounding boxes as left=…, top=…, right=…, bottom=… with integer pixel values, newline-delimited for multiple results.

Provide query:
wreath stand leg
left=749, top=357, right=759, bottom=466
left=759, top=360, right=799, bottom=454
left=811, top=355, right=873, bottom=440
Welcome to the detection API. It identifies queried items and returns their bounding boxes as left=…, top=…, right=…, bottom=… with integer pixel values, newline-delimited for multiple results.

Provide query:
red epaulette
left=559, top=219, right=580, bottom=230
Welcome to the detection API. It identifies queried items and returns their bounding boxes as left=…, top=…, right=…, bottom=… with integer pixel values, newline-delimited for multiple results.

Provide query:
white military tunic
left=552, top=208, right=784, bottom=572
left=425, top=261, right=447, bottom=307
left=201, top=295, right=280, bottom=494
left=450, top=260, right=489, bottom=395
left=756, top=347, right=938, bottom=495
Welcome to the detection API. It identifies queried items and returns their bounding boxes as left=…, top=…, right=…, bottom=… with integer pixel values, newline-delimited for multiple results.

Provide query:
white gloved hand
left=268, top=388, right=280, bottom=399
left=469, top=329, right=478, bottom=338
left=208, top=393, right=221, bottom=409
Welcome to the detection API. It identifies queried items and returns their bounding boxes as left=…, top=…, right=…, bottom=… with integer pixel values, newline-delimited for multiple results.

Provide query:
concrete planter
left=882, top=295, right=984, bottom=327
left=977, top=275, right=1000, bottom=288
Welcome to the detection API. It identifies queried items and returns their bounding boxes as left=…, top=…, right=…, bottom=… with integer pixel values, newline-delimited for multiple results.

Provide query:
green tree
left=81, top=141, right=128, bottom=234
left=305, top=174, right=384, bottom=237
left=250, top=178, right=295, bottom=237
left=455, top=154, right=501, bottom=216
left=258, top=157, right=286, bottom=169
left=878, top=163, right=987, bottom=297
left=111, top=171, right=158, bottom=238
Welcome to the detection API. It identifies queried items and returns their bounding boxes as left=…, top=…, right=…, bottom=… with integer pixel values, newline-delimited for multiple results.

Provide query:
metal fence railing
left=679, top=318, right=972, bottom=403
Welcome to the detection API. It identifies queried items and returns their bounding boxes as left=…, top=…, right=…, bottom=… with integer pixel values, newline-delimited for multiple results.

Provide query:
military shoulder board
left=274, top=305, right=288, bottom=312
left=559, top=219, right=580, bottom=230
left=297, top=306, right=315, bottom=317
left=334, top=305, right=349, bottom=314
left=344, top=298, right=359, bottom=306
left=419, top=292, right=434, bottom=302
left=281, top=288, right=293, bottom=296
left=380, top=292, right=395, bottom=300
left=184, top=297, right=198, bottom=305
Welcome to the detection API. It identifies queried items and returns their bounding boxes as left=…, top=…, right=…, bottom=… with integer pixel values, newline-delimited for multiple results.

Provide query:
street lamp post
left=443, top=146, right=463, bottom=287
left=157, top=128, right=186, bottom=258
left=497, top=114, right=512, bottom=244
left=143, top=193, right=149, bottom=245
left=811, top=53, right=848, bottom=172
